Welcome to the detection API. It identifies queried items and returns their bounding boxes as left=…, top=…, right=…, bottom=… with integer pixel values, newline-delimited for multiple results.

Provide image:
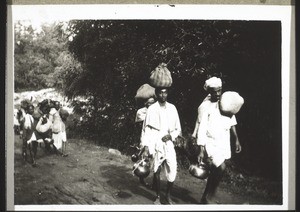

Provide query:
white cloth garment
left=14, top=109, right=20, bottom=126
left=52, top=121, right=67, bottom=150
left=36, top=116, right=52, bottom=133
left=141, top=102, right=181, bottom=182
left=203, top=77, right=222, bottom=91
left=197, top=101, right=237, bottom=167
left=26, top=131, right=37, bottom=144
left=135, top=107, right=148, bottom=123
left=23, top=113, right=34, bottom=130
left=21, top=113, right=37, bottom=144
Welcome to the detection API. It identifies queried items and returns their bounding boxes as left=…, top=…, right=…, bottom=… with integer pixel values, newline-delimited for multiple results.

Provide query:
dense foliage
left=65, top=20, right=282, bottom=180
left=14, top=21, right=81, bottom=92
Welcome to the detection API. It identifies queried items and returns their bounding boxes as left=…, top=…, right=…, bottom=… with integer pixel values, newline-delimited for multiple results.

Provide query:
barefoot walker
left=141, top=63, right=182, bottom=204
left=193, top=77, right=243, bottom=204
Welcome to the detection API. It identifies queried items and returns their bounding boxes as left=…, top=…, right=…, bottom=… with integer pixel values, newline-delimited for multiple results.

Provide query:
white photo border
left=7, top=4, right=295, bottom=211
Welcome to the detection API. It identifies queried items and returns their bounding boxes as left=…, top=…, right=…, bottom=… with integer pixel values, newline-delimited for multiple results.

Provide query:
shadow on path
left=101, top=164, right=198, bottom=204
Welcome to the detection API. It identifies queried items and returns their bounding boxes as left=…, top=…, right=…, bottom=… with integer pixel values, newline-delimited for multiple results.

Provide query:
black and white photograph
left=6, top=3, right=295, bottom=211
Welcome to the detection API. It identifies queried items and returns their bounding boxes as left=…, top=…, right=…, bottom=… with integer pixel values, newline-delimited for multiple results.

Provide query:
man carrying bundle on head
left=34, top=99, right=55, bottom=153
left=191, top=76, right=243, bottom=204
left=133, top=83, right=156, bottom=187
left=141, top=63, right=182, bottom=205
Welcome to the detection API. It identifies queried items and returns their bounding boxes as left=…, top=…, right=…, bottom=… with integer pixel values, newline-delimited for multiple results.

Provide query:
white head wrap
left=203, top=77, right=222, bottom=91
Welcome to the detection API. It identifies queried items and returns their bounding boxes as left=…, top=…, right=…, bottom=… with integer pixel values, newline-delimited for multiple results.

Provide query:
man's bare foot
left=166, top=197, right=175, bottom=205
left=199, top=197, right=219, bottom=204
left=56, top=151, right=63, bottom=156
left=153, top=196, right=161, bottom=205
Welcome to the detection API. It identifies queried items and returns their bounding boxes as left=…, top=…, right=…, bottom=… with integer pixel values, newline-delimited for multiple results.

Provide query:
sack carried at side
left=219, top=91, right=244, bottom=116
left=149, top=63, right=172, bottom=88
left=135, top=83, right=156, bottom=100
left=36, top=116, right=52, bottom=133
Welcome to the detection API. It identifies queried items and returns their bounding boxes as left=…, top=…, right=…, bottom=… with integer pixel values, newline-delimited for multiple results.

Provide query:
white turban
left=203, top=77, right=222, bottom=91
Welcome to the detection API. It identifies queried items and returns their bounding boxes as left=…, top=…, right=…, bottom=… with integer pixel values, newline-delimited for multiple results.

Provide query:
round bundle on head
left=135, top=83, right=156, bottom=100
left=149, top=63, right=172, bottom=88
left=39, top=99, right=52, bottom=114
left=20, top=99, right=33, bottom=110
left=59, top=108, right=69, bottom=117
left=219, top=91, right=244, bottom=116
left=39, top=99, right=52, bottom=109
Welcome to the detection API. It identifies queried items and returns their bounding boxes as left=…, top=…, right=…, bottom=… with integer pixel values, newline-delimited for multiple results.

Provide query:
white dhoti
left=205, top=139, right=228, bottom=167
left=52, top=116, right=67, bottom=150
left=52, top=131, right=66, bottom=150
left=197, top=102, right=237, bottom=168
left=153, top=140, right=177, bottom=182
left=26, top=132, right=37, bottom=144
left=141, top=102, right=182, bottom=183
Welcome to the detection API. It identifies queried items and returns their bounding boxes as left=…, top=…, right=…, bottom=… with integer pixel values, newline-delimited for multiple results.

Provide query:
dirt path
left=14, top=135, right=279, bottom=205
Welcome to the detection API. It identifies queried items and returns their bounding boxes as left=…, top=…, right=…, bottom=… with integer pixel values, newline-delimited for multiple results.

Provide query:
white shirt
left=141, top=102, right=181, bottom=156
left=197, top=101, right=237, bottom=159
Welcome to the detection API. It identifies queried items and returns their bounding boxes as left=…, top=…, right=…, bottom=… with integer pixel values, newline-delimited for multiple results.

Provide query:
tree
left=14, top=21, right=79, bottom=92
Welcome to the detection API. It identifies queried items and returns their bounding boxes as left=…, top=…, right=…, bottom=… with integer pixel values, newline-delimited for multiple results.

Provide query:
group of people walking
left=16, top=99, right=69, bottom=166
left=15, top=62, right=243, bottom=205
left=133, top=63, right=243, bottom=205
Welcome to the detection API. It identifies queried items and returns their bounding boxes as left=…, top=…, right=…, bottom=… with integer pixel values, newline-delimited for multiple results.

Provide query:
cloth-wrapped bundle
left=20, top=99, right=33, bottom=110
left=149, top=63, right=172, bottom=88
left=59, top=108, right=70, bottom=120
left=36, top=116, right=52, bottom=133
left=219, top=91, right=244, bottom=116
left=134, top=83, right=156, bottom=100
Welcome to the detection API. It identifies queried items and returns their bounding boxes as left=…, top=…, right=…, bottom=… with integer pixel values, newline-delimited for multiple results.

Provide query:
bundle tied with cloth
left=134, top=83, right=155, bottom=101
left=20, top=99, right=33, bottom=111
left=219, top=91, right=244, bottom=116
left=59, top=108, right=70, bottom=121
left=149, top=62, right=172, bottom=88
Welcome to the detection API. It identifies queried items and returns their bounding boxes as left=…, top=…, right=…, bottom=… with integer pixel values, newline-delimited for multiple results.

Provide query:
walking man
left=193, top=76, right=242, bottom=204
left=135, top=96, right=156, bottom=186
left=141, top=87, right=181, bottom=204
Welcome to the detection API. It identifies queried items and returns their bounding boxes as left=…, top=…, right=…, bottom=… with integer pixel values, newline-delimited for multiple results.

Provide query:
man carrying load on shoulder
left=192, top=76, right=242, bottom=204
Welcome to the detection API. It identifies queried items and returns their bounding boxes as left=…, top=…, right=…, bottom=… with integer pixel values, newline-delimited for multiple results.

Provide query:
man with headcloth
left=141, top=87, right=181, bottom=205
left=192, top=76, right=242, bottom=204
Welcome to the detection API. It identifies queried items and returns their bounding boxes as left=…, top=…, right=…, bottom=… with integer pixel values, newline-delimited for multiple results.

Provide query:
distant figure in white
left=50, top=101, right=69, bottom=157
